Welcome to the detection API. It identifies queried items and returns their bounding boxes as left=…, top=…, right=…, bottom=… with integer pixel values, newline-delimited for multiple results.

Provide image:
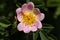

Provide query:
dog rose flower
left=16, top=2, right=45, bottom=33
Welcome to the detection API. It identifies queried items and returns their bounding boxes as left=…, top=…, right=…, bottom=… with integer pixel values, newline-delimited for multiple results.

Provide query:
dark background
left=0, top=0, right=60, bottom=40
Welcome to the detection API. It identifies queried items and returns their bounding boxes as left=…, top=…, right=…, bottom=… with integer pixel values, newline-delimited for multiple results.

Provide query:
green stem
left=33, top=32, right=37, bottom=40
left=33, top=32, right=35, bottom=40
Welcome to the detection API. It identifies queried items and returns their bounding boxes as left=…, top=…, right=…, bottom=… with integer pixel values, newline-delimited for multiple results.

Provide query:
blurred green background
left=0, top=0, right=60, bottom=40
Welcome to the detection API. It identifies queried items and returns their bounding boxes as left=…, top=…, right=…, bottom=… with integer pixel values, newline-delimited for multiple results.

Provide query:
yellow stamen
left=21, top=11, right=37, bottom=25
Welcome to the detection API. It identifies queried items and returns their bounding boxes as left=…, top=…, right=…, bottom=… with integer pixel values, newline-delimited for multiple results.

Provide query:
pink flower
left=16, top=2, right=45, bottom=33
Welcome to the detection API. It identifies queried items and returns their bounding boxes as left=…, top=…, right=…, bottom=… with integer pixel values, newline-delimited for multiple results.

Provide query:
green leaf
left=0, top=16, right=11, bottom=24
left=47, top=0, right=60, bottom=7
left=42, top=24, right=54, bottom=33
left=54, top=6, right=60, bottom=19
left=48, top=36, right=54, bottom=40
left=33, top=32, right=38, bottom=40
left=0, top=22, right=11, bottom=28
left=39, top=30, right=55, bottom=40
left=48, top=34, right=57, bottom=40
left=39, top=30, right=48, bottom=40
left=16, top=4, right=20, bottom=8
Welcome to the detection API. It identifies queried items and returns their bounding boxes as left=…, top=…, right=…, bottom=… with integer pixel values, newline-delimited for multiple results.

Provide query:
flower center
left=21, top=11, right=37, bottom=25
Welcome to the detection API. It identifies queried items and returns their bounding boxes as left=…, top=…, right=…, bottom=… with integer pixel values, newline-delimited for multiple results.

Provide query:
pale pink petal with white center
left=30, top=26, right=37, bottom=32
left=27, top=2, right=34, bottom=10
left=39, top=13, right=45, bottom=21
left=34, top=21, right=42, bottom=29
left=16, top=8, right=22, bottom=22
left=34, top=8, right=45, bottom=21
left=22, top=2, right=34, bottom=12
left=23, top=25, right=31, bottom=33
left=17, top=13, right=22, bottom=22
left=22, top=4, right=28, bottom=12
left=17, top=23, right=24, bottom=31
left=16, top=8, right=22, bottom=15
left=17, top=23, right=30, bottom=33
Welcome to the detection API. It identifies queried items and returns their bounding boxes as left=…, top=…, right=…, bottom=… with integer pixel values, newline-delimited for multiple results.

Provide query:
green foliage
left=32, top=24, right=55, bottom=40
left=54, top=6, right=60, bottom=19
left=47, top=0, right=60, bottom=6
left=0, top=0, right=60, bottom=40
left=42, top=24, right=54, bottom=33
left=33, top=31, right=38, bottom=40
left=39, top=30, right=48, bottom=40
left=39, top=30, right=55, bottom=40
left=0, top=3, right=6, bottom=11
left=39, top=24, right=55, bottom=40
left=0, top=22, right=11, bottom=28
left=30, top=0, right=44, bottom=5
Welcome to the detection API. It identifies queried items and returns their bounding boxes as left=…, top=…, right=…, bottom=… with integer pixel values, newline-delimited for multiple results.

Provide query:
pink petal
left=27, top=2, right=34, bottom=10
left=16, top=8, right=23, bottom=22
left=17, top=13, right=22, bottom=22
left=16, top=8, right=22, bottom=15
left=17, top=23, right=30, bottom=33
left=23, top=27, right=30, bottom=33
left=34, top=8, right=41, bottom=15
left=37, top=13, right=45, bottom=21
left=34, top=21, right=42, bottom=29
left=17, top=23, right=24, bottom=31
left=23, top=25, right=31, bottom=33
left=16, top=8, right=22, bottom=21
left=34, top=8, right=45, bottom=21
left=22, top=2, right=34, bottom=12
left=30, top=26, right=37, bottom=32
left=22, top=4, right=28, bottom=12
